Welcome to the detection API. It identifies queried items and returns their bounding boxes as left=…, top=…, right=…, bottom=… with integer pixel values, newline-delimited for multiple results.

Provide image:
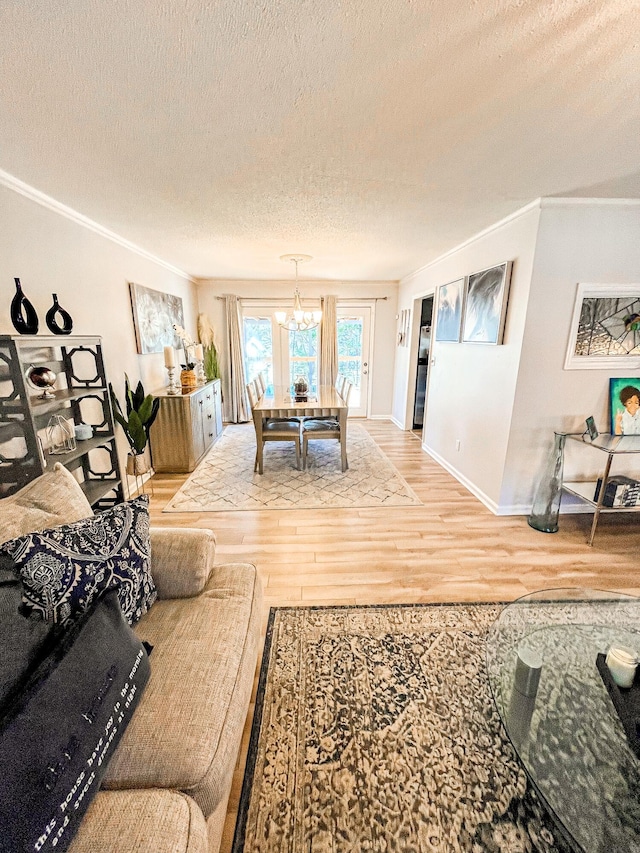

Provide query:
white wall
left=196, top=279, right=398, bottom=420
left=503, top=200, right=640, bottom=512
left=395, top=203, right=542, bottom=510
left=0, top=183, right=198, bottom=474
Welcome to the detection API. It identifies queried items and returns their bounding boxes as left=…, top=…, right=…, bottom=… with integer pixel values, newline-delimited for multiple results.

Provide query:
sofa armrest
left=149, top=527, right=217, bottom=599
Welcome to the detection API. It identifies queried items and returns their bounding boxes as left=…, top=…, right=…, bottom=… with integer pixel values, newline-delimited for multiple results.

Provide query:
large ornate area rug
left=163, top=423, right=421, bottom=512
left=233, top=604, right=563, bottom=853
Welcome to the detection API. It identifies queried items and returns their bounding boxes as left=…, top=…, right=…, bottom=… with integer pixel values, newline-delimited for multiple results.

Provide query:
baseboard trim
left=423, top=442, right=595, bottom=517
left=389, top=416, right=405, bottom=430
left=422, top=443, right=501, bottom=514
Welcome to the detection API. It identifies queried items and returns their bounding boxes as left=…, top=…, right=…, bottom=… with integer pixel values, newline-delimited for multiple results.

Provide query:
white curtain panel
left=319, top=295, right=338, bottom=387
left=224, top=294, right=251, bottom=423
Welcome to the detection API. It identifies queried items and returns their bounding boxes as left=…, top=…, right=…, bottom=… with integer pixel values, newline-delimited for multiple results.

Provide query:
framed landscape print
left=129, top=282, right=184, bottom=354
left=609, top=377, right=640, bottom=435
left=564, top=283, right=640, bottom=370
left=435, top=278, right=465, bottom=342
left=462, top=261, right=512, bottom=345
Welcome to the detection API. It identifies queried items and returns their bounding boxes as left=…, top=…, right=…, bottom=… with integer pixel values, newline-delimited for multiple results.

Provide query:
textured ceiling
left=1, top=1, right=640, bottom=280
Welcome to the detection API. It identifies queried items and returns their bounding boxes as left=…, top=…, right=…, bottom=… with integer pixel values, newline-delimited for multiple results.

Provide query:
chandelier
left=275, top=254, right=322, bottom=332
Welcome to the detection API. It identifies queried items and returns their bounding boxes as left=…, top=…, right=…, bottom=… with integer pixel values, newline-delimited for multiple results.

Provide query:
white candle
left=606, top=646, right=638, bottom=688
left=194, top=344, right=204, bottom=361
left=164, top=346, right=176, bottom=368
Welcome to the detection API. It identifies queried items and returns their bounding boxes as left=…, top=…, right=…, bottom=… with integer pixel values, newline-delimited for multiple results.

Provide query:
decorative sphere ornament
left=26, top=365, right=57, bottom=398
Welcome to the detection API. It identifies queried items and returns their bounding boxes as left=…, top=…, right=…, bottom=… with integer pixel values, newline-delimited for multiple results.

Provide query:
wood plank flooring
left=146, top=419, right=640, bottom=851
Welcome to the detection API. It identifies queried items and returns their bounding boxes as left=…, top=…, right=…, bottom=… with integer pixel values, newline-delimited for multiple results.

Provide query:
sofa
left=0, top=463, right=263, bottom=853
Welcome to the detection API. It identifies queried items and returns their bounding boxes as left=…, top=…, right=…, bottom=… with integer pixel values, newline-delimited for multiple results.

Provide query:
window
left=243, top=315, right=274, bottom=393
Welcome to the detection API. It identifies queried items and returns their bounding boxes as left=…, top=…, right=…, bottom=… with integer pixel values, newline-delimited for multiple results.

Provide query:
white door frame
left=337, top=302, right=374, bottom=418
left=404, top=292, right=435, bottom=434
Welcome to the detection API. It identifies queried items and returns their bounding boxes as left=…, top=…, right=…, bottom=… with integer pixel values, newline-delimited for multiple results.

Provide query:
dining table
left=252, top=385, right=348, bottom=474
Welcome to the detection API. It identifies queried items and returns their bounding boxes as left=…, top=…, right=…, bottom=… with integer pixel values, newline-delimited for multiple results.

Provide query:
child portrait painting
left=610, top=377, right=640, bottom=435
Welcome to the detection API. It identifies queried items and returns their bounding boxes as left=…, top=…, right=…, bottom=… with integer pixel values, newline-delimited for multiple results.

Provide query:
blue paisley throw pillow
left=0, top=495, right=156, bottom=626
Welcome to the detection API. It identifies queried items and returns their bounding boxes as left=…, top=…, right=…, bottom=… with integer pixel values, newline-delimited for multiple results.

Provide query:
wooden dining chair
left=335, top=375, right=346, bottom=397
left=247, top=382, right=302, bottom=472
left=256, top=420, right=302, bottom=472
left=301, top=382, right=352, bottom=472
left=256, top=372, right=266, bottom=396
left=246, top=380, right=259, bottom=410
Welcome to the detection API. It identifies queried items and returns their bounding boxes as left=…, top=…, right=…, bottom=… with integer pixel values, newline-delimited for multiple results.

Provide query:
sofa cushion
left=0, top=463, right=92, bottom=546
left=103, top=562, right=262, bottom=818
left=1, top=495, right=156, bottom=626
left=149, top=527, right=217, bottom=599
left=0, top=588, right=151, bottom=853
left=68, top=790, right=208, bottom=853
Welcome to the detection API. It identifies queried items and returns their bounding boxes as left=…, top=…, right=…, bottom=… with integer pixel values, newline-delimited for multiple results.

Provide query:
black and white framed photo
left=435, top=278, right=465, bottom=342
left=462, top=261, right=513, bottom=345
left=129, top=282, right=184, bottom=354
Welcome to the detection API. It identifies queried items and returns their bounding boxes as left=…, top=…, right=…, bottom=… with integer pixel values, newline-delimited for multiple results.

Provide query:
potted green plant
left=109, top=375, right=160, bottom=476
left=197, top=313, right=221, bottom=381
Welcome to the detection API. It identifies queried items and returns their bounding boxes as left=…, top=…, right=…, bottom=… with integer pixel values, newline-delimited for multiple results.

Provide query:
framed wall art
left=435, top=278, right=465, bottom=342
left=564, top=283, right=640, bottom=370
left=462, top=261, right=512, bottom=345
left=397, top=308, right=411, bottom=346
left=129, top=282, right=184, bottom=355
left=609, top=377, right=640, bottom=435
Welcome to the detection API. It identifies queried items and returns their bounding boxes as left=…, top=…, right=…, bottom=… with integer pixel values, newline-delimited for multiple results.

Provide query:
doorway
left=412, top=296, right=433, bottom=430
left=243, top=308, right=320, bottom=392
left=242, top=304, right=371, bottom=417
left=337, top=306, right=371, bottom=417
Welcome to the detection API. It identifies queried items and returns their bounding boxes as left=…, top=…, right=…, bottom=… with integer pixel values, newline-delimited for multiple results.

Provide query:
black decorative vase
left=10, top=278, right=39, bottom=335
left=45, top=293, right=73, bottom=335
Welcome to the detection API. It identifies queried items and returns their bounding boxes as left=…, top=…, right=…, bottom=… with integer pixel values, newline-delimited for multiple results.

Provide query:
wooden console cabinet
left=150, top=379, right=222, bottom=473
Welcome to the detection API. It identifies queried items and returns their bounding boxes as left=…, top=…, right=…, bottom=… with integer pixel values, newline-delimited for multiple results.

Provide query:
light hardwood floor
left=147, top=419, right=640, bottom=851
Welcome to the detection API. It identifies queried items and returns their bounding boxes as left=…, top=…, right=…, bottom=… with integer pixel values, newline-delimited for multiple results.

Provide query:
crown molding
left=541, top=197, right=640, bottom=207
left=401, top=199, right=542, bottom=286
left=0, top=168, right=194, bottom=281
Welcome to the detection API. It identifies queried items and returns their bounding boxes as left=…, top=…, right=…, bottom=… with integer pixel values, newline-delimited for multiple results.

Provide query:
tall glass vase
left=528, top=432, right=567, bottom=533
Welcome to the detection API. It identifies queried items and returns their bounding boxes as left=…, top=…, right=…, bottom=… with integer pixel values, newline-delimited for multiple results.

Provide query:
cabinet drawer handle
left=209, top=432, right=214, bottom=437
left=206, top=395, right=211, bottom=400
left=207, top=413, right=212, bottom=419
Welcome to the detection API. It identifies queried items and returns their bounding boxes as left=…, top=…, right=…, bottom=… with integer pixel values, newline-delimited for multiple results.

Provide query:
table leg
left=253, top=410, right=264, bottom=475
left=588, top=452, right=613, bottom=546
left=340, top=408, right=348, bottom=472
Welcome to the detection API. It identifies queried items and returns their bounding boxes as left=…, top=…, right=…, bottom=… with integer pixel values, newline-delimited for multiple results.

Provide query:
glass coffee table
left=486, top=589, right=640, bottom=853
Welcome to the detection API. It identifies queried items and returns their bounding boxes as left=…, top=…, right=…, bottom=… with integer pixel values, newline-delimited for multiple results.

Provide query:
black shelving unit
left=0, top=334, right=123, bottom=508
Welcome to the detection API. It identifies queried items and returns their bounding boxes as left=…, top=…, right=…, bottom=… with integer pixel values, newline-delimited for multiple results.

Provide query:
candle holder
left=166, top=365, right=181, bottom=395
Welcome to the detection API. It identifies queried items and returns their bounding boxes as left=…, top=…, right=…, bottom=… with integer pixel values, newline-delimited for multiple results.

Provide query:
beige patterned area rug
left=233, top=604, right=564, bottom=853
left=162, top=422, right=422, bottom=512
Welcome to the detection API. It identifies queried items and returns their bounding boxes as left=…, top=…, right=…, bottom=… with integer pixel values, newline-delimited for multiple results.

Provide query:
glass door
left=282, top=326, right=319, bottom=393
left=336, top=306, right=371, bottom=417
left=243, top=313, right=274, bottom=393
left=243, top=308, right=319, bottom=393
left=244, top=305, right=368, bottom=409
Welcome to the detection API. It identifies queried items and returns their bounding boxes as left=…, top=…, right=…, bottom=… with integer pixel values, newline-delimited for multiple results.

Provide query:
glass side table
left=486, top=588, right=640, bottom=853
left=563, top=434, right=640, bottom=545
